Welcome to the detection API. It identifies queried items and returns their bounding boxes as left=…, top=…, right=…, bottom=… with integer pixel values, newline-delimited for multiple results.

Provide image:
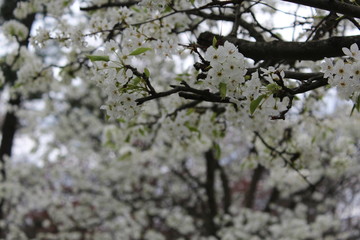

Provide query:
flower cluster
left=92, top=44, right=142, bottom=121
left=203, top=41, right=246, bottom=99
left=321, top=43, right=360, bottom=101
left=12, top=48, right=53, bottom=97
left=201, top=42, right=290, bottom=122
left=5, top=1, right=360, bottom=239
left=30, top=28, right=51, bottom=48
left=13, top=0, right=72, bottom=18
left=151, top=39, right=178, bottom=58
left=1, top=20, right=29, bottom=41
left=161, top=111, right=193, bottom=141
left=254, top=67, right=290, bottom=116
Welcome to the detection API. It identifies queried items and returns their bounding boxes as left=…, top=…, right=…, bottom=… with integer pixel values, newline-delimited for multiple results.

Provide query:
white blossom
left=1, top=20, right=29, bottom=41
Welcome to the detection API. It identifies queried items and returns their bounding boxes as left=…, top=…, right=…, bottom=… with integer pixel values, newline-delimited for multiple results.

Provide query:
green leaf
left=86, top=55, right=109, bottom=62
left=132, top=76, right=142, bottom=85
left=124, top=134, right=131, bottom=143
left=195, top=80, right=204, bottom=85
left=118, top=118, right=126, bottom=123
left=219, top=82, right=227, bottom=99
left=212, top=36, right=217, bottom=48
left=131, top=7, right=141, bottom=13
left=266, top=83, right=281, bottom=93
left=185, top=124, right=199, bottom=133
left=144, top=68, right=150, bottom=77
left=164, top=5, right=172, bottom=12
left=250, top=94, right=266, bottom=115
left=129, top=47, right=152, bottom=56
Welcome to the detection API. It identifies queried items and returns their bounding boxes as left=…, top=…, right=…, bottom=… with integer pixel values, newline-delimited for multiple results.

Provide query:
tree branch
left=0, top=1, right=36, bottom=237
left=280, top=0, right=360, bottom=19
left=214, top=161, right=232, bottom=214
left=79, top=1, right=139, bottom=11
left=136, top=83, right=236, bottom=105
left=254, top=131, right=316, bottom=191
left=243, top=165, right=264, bottom=209
left=198, top=31, right=360, bottom=60
left=204, top=149, right=218, bottom=236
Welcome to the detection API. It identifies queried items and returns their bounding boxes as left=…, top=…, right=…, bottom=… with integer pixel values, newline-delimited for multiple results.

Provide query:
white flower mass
left=0, top=0, right=360, bottom=239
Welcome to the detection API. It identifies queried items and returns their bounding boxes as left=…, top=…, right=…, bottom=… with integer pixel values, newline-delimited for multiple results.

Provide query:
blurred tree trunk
left=0, top=1, right=35, bottom=237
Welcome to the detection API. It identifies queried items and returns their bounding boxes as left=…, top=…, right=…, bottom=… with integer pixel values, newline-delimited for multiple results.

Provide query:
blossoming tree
left=1, top=0, right=360, bottom=239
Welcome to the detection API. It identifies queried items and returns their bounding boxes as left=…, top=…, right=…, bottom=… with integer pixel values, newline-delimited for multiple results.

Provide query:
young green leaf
left=250, top=94, right=266, bottom=115
left=219, top=82, right=227, bottom=99
left=164, top=5, right=172, bottom=12
left=131, top=77, right=142, bottom=85
left=87, top=55, right=109, bottom=62
left=212, top=36, right=218, bottom=48
left=129, top=47, right=152, bottom=56
left=144, top=68, right=150, bottom=77
left=130, top=6, right=141, bottom=13
left=266, top=83, right=281, bottom=93
left=185, top=124, right=199, bottom=133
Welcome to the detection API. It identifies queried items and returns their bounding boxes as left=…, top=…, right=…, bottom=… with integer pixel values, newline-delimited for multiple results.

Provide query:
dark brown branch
left=247, top=68, right=327, bottom=96
left=243, top=165, right=264, bottom=209
left=167, top=100, right=202, bottom=117
left=237, top=15, right=266, bottom=42
left=205, top=150, right=217, bottom=216
left=185, top=9, right=235, bottom=21
left=136, top=84, right=236, bottom=105
left=198, top=31, right=360, bottom=60
left=229, top=3, right=242, bottom=36
left=0, top=97, right=20, bottom=179
left=178, top=92, right=231, bottom=103
left=254, top=131, right=316, bottom=191
left=171, top=168, right=205, bottom=205
left=0, top=1, right=36, bottom=238
left=204, top=149, right=218, bottom=236
left=246, top=68, right=324, bottom=81
left=80, top=1, right=139, bottom=11
left=136, top=70, right=327, bottom=108
left=264, top=187, right=279, bottom=212
left=214, top=161, right=232, bottom=214
left=290, top=78, right=328, bottom=94
left=280, top=0, right=360, bottom=19
left=136, top=88, right=180, bottom=105
left=124, top=65, right=156, bottom=94
left=248, top=10, right=283, bottom=41
left=180, top=160, right=205, bottom=188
